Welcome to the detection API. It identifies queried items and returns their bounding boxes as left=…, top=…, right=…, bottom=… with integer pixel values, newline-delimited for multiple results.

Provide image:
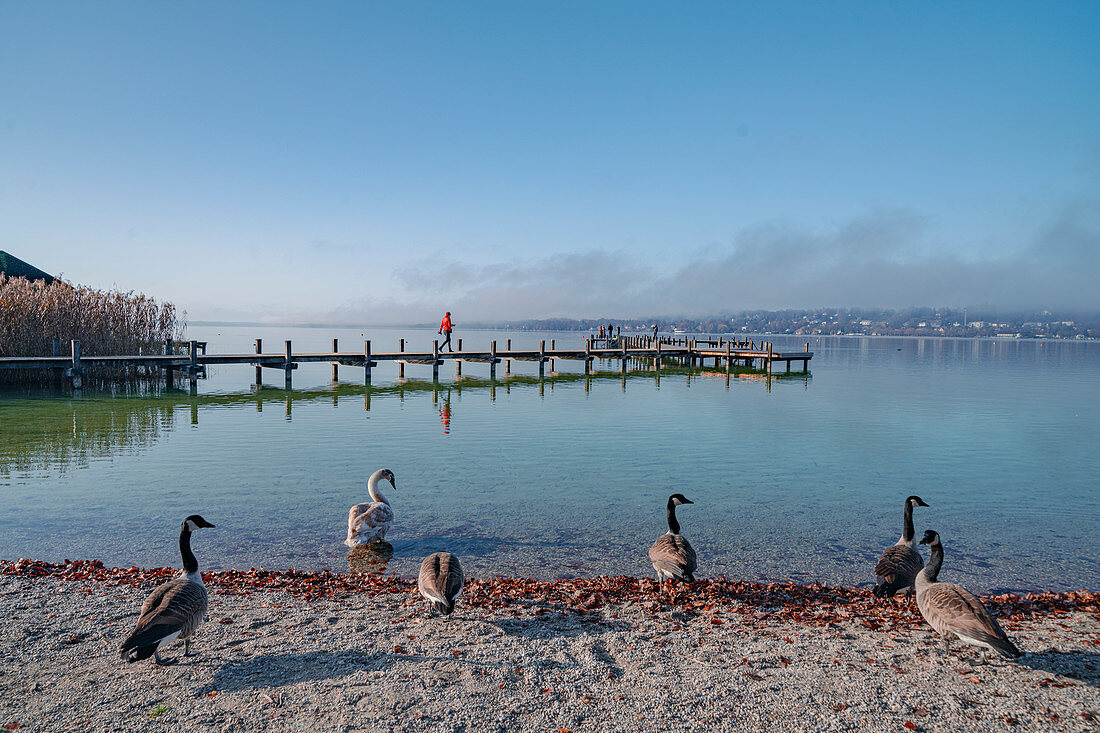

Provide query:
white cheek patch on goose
left=186, top=520, right=199, bottom=531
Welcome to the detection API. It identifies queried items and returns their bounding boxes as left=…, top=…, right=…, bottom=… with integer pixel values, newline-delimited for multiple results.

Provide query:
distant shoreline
left=189, top=321, right=1097, bottom=342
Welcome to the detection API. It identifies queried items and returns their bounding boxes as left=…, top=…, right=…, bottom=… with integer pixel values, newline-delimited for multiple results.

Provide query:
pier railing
left=0, top=336, right=813, bottom=388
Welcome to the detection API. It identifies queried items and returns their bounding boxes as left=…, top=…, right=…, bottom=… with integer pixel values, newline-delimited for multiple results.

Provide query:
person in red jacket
left=439, top=312, right=454, bottom=351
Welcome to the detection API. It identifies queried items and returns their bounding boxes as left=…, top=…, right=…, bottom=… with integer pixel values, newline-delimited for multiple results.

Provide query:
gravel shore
left=1, top=563, right=1097, bottom=732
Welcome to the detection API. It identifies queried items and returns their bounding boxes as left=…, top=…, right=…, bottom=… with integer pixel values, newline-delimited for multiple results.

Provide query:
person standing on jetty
left=439, top=311, right=454, bottom=351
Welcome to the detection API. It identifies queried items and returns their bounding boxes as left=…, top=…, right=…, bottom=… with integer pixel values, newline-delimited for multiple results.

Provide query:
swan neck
left=368, top=473, right=389, bottom=505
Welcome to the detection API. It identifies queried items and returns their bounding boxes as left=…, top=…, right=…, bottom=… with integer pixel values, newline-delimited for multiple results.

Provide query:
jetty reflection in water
left=347, top=542, right=393, bottom=576
left=1, top=364, right=789, bottom=475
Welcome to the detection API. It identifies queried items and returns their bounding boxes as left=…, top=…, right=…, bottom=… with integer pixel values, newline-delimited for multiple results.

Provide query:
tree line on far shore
left=461, top=307, right=1098, bottom=340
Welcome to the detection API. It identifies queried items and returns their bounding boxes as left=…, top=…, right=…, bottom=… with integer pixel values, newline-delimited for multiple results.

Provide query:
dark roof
left=0, top=251, right=55, bottom=284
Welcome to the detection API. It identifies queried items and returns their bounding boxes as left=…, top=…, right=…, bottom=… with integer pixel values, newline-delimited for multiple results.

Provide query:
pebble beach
left=1, top=561, right=1098, bottom=732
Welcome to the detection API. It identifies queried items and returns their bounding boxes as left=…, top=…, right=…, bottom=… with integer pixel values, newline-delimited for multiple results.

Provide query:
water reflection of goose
left=345, top=468, right=396, bottom=547
left=916, top=530, right=1022, bottom=659
left=418, top=552, right=464, bottom=616
left=119, top=515, right=215, bottom=665
left=347, top=541, right=394, bottom=576
left=648, top=494, right=697, bottom=582
left=872, top=495, right=929, bottom=599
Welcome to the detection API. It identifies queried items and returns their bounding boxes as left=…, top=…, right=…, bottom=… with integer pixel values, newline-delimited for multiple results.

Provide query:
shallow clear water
left=1, top=326, right=1097, bottom=593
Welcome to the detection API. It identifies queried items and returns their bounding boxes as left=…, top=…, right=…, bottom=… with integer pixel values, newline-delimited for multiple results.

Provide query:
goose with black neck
left=648, top=493, right=698, bottom=583
left=915, top=529, right=1023, bottom=660
left=119, top=514, right=216, bottom=665
left=872, top=495, right=929, bottom=599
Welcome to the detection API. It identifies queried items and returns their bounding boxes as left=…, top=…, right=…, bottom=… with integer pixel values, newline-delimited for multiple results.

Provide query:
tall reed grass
left=0, top=275, right=184, bottom=383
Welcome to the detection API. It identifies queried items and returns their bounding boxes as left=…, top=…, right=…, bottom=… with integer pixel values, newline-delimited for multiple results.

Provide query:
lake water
left=1, top=326, right=1097, bottom=594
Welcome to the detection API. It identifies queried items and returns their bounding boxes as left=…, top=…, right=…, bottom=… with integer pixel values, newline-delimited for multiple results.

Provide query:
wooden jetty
left=0, top=335, right=812, bottom=388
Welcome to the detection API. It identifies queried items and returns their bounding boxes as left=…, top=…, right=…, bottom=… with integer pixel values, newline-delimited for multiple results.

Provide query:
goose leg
left=942, top=636, right=951, bottom=654
left=153, top=648, right=177, bottom=666
left=184, top=638, right=194, bottom=657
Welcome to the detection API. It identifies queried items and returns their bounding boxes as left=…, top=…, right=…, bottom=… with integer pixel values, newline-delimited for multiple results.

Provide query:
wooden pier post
left=284, top=340, right=292, bottom=389
left=163, top=338, right=174, bottom=386
left=584, top=338, right=591, bottom=374
left=621, top=337, right=628, bottom=372
left=364, top=340, right=372, bottom=384
left=489, top=340, right=497, bottom=380
left=550, top=339, right=555, bottom=372
left=505, top=339, right=511, bottom=374
left=332, top=338, right=339, bottom=381
left=254, top=339, right=263, bottom=385
left=725, top=340, right=732, bottom=372
left=69, top=339, right=83, bottom=389
left=189, top=340, right=199, bottom=387
left=398, top=339, right=405, bottom=379
left=804, top=343, right=810, bottom=373
left=455, top=338, right=462, bottom=376
left=539, top=340, right=546, bottom=377
left=655, top=338, right=662, bottom=372
left=433, top=340, right=440, bottom=381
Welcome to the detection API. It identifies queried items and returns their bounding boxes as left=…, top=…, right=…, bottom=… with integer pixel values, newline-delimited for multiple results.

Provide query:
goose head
left=918, top=529, right=940, bottom=546
left=906, top=495, right=930, bottom=508
left=669, top=493, right=693, bottom=506
left=183, top=515, right=216, bottom=532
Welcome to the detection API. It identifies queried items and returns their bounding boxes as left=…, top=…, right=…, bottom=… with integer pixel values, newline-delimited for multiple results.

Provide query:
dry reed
left=0, top=274, right=183, bottom=383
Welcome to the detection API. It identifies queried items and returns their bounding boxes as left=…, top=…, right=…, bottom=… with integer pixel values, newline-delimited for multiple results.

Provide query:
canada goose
left=648, top=494, right=697, bottom=582
left=418, top=552, right=464, bottom=616
left=873, top=495, right=930, bottom=598
left=345, top=468, right=396, bottom=547
left=119, top=515, right=215, bottom=665
left=915, top=530, right=1022, bottom=659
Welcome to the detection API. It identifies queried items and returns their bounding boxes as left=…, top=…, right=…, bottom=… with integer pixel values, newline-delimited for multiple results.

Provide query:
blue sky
left=2, top=2, right=1097, bottom=322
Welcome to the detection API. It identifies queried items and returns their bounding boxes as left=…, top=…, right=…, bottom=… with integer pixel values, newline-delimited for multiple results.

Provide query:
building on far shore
left=0, top=251, right=55, bottom=284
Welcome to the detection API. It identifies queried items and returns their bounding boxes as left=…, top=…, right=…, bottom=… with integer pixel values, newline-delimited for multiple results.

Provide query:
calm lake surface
left=1, top=326, right=1097, bottom=593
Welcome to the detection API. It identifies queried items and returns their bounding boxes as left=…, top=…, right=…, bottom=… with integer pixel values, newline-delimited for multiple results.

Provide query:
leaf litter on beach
left=4, top=558, right=1097, bottom=631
